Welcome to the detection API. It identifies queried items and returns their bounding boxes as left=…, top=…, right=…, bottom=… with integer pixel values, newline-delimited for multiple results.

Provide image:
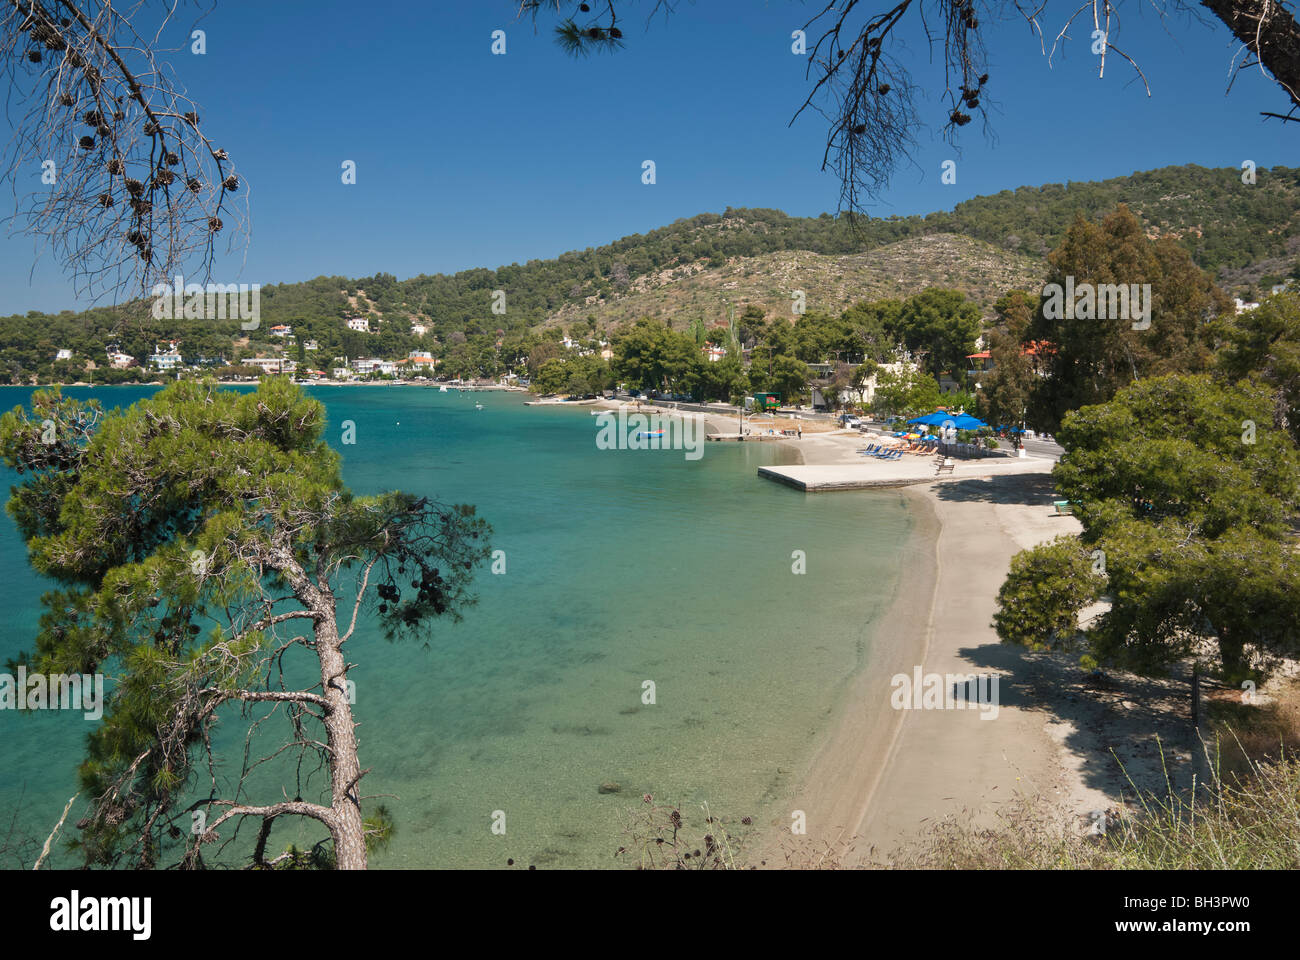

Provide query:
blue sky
left=1, top=0, right=1294, bottom=313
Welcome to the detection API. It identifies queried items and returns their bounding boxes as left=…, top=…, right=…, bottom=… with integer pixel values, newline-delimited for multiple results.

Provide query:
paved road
left=1020, top=435, right=1064, bottom=460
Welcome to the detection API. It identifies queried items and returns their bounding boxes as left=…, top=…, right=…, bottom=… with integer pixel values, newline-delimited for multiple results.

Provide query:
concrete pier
left=758, top=456, right=1054, bottom=492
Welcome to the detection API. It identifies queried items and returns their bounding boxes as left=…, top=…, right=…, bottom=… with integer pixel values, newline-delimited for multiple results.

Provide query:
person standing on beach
left=798, top=427, right=802, bottom=439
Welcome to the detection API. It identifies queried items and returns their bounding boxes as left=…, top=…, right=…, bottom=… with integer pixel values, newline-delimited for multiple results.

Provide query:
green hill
left=541, top=233, right=1047, bottom=329
left=1, top=163, right=1297, bottom=382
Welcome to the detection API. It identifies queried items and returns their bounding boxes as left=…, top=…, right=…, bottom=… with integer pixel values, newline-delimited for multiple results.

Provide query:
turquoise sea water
left=0, top=385, right=914, bottom=868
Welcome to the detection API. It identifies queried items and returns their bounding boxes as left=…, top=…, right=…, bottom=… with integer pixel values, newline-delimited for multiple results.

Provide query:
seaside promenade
left=757, top=454, right=1054, bottom=490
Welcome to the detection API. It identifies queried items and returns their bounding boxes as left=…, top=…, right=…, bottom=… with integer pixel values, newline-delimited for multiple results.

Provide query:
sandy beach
left=579, top=399, right=1204, bottom=863
left=779, top=435, right=1203, bottom=865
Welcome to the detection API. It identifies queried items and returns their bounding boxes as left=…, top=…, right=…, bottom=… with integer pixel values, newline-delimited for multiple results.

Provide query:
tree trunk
left=1217, top=628, right=1247, bottom=684
left=278, top=548, right=369, bottom=870
left=1202, top=0, right=1300, bottom=113
left=314, top=605, right=368, bottom=870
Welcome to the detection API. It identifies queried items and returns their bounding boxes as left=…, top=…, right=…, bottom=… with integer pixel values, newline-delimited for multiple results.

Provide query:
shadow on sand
left=932, top=472, right=1060, bottom=506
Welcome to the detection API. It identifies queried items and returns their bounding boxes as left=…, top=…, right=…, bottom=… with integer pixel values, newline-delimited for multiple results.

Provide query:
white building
left=304, top=339, right=319, bottom=352
left=410, top=323, right=428, bottom=337
left=149, top=341, right=183, bottom=372
left=347, top=318, right=371, bottom=333
left=397, top=353, right=437, bottom=375
left=150, top=354, right=183, bottom=372
left=107, top=352, right=136, bottom=369
left=1235, top=298, right=1260, bottom=315
left=269, top=324, right=292, bottom=338
left=55, top=348, right=73, bottom=361
left=853, top=360, right=920, bottom=405
left=351, top=357, right=396, bottom=376
left=244, top=357, right=296, bottom=375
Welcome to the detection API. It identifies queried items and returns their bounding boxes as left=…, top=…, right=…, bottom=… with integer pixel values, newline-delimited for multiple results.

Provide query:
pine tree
left=1030, top=205, right=1231, bottom=431
left=0, top=379, right=489, bottom=868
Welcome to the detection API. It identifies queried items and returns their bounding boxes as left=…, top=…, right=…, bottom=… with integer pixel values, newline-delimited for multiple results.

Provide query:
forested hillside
left=1, top=163, right=1296, bottom=383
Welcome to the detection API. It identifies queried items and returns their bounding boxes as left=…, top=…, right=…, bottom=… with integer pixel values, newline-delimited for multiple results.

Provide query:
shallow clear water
left=0, top=385, right=914, bottom=868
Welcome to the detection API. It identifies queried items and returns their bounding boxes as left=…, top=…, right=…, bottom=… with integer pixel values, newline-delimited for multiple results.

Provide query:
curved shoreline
left=764, top=427, right=1118, bottom=864
left=777, top=486, right=940, bottom=865
left=544, top=399, right=1112, bottom=864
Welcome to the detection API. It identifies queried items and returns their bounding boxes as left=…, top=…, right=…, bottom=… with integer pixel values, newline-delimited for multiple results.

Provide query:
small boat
left=439, top=385, right=447, bottom=393
left=637, top=430, right=665, bottom=438
left=475, top=403, right=484, bottom=410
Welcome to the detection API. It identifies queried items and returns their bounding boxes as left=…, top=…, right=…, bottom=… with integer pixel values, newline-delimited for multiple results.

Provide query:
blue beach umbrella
left=908, top=412, right=951, bottom=426
left=951, top=414, right=987, bottom=430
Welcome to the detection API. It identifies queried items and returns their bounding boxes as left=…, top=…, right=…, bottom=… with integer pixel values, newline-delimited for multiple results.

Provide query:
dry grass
left=617, top=679, right=1300, bottom=871
left=1204, top=678, right=1300, bottom=785
left=615, top=798, right=754, bottom=870
left=892, top=727, right=1300, bottom=870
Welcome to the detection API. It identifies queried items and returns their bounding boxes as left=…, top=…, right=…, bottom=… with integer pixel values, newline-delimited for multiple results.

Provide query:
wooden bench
left=936, top=459, right=955, bottom=475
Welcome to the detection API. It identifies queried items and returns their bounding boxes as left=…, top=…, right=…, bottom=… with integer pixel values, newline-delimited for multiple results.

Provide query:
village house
left=396, top=351, right=437, bottom=375
left=243, top=357, right=296, bottom=376
left=347, top=318, right=371, bottom=333
left=964, top=341, right=1054, bottom=383
left=351, top=357, right=397, bottom=377
left=148, top=340, right=183, bottom=373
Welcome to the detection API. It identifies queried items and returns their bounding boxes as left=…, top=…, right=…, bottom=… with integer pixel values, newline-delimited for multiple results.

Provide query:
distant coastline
left=10, top=379, right=529, bottom=390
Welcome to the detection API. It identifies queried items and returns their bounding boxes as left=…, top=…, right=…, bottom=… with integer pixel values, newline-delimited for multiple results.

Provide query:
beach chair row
left=857, top=437, right=941, bottom=459
left=858, top=444, right=904, bottom=460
